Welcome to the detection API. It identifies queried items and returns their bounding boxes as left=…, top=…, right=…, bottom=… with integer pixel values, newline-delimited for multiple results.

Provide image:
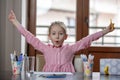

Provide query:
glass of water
left=25, top=56, right=35, bottom=77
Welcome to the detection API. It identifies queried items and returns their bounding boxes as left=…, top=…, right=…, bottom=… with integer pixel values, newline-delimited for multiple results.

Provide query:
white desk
left=31, top=72, right=120, bottom=80
left=0, top=71, right=120, bottom=80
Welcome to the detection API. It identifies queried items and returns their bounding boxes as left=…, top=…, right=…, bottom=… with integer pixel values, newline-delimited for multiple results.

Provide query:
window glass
left=89, top=0, right=120, bottom=46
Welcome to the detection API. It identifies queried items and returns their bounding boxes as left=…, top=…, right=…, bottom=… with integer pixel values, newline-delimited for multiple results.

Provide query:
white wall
left=0, top=0, right=26, bottom=71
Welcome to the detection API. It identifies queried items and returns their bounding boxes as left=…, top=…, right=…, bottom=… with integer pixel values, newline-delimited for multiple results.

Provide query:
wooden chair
left=36, top=54, right=45, bottom=71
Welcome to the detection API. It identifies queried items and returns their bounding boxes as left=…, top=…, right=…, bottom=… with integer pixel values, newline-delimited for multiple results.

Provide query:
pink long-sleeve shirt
left=17, top=25, right=103, bottom=72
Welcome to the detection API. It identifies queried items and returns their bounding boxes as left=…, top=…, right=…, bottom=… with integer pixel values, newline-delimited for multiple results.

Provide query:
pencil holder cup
left=83, top=62, right=93, bottom=77
left=11, top=61, right=23, bottom=75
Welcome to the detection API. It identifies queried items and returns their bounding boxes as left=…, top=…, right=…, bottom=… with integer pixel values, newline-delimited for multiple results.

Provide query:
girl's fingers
left=10, top=10, right=14, bottom=17
left=110, top=23, right=114, bottom=30
left=110, top=19, right=112, bottom=24
left=8, top=12, right=13, bottom=19
left=8, top=10, right=16, bottom=21
left=109, top=19, right=114, bottom=30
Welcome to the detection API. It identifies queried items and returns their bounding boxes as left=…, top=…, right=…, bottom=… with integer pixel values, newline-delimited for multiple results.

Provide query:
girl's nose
left=56, top=34, right=59, bottom=39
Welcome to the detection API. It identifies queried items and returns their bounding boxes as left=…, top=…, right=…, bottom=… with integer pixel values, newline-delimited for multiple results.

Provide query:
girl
left=8, top=10, right=114, bottom=72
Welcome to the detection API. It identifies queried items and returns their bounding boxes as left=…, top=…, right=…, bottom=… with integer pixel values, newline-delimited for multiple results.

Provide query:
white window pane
left=89, top=0, right=120, bottom=47
left=65, top=36, right=76, bottom=43
left=36, top=36, right=48, bottom=42
left=36, top=27, right=48, bottom=34
left=67, top=28, right=76, bottom=35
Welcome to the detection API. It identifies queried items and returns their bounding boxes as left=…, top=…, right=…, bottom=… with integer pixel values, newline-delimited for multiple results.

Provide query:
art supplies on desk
left=80, top=54, right=94, bottom=77
left=10, top=51, right=24, bottom=75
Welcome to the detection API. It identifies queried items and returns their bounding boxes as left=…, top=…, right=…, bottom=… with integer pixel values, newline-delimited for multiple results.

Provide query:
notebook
left=31, top=72, right=73, bottom=78
left=100, top=59, right=120, bottom=75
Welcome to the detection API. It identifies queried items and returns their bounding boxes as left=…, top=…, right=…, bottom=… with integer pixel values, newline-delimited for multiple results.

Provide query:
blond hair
left=49, top=21, right=67, bottom=34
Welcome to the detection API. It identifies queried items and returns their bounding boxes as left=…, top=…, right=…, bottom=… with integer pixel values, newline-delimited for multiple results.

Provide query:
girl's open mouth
left=56, top=41, right=59, bottom=43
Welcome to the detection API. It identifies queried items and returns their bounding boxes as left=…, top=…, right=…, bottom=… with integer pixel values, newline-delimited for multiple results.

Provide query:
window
left=36, top=0, right=76, bottom=44
left=27, top=0, right=120, bottom=72
left=90, top=0, right=120, bottom=46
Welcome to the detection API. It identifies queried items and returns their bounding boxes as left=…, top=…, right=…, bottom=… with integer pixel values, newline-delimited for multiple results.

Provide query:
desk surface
left=0, top=71, right=120, bottom=80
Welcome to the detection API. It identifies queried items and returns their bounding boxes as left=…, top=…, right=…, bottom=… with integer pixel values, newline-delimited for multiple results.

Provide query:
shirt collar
left=48, top=44, right=62, bottom=48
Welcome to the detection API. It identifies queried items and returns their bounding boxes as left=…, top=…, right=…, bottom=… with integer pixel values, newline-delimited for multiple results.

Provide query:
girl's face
left=48, top=25, right=67, bottom=47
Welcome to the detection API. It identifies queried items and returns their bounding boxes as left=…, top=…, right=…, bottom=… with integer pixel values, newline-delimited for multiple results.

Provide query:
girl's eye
left=60, top=33, right=63, bottom=35
left=52, top=33, right=55, bottom=35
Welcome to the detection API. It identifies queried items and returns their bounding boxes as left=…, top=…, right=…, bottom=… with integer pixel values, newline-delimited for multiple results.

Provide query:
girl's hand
left=110, top=19, right=115, bottom=31
left=8, top=10, right=17, bottom=22
left=105, top=19, right=115, bottom=32
left=8, top=10, right=20, bottom=28
left=102, top=19, right=115, bottom=35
